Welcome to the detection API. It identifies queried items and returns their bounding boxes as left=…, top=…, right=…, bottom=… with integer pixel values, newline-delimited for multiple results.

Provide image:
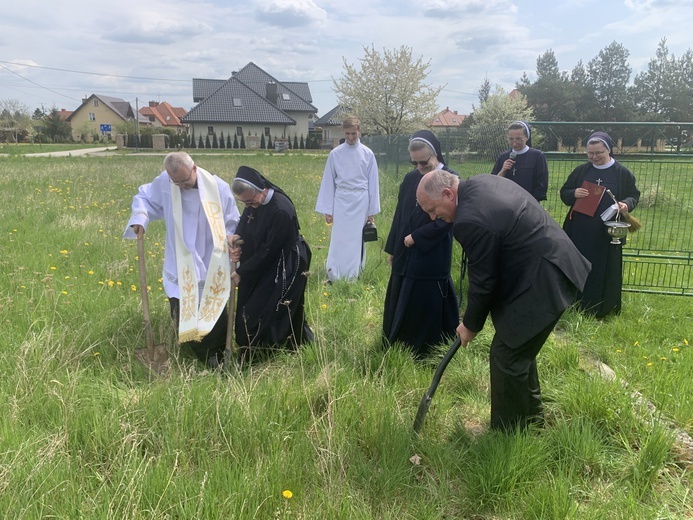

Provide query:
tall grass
left=0, top=153, right=690, bottom=518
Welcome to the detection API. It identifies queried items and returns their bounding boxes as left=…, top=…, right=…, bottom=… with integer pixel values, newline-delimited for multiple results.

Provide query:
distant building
left=139, top=101, right=188, bottom=133
left=66, top=94, right=147, bottom=142
left=314, top=105, right=351, bottom=148
left=57, top=109, right=73, bottom=121
left=183, top=62, right=317, bottom=148
left=430, top=107, right=467, bottom=129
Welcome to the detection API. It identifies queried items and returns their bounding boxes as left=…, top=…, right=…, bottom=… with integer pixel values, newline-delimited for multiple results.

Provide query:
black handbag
left=362, top=221, right=378, bottom=242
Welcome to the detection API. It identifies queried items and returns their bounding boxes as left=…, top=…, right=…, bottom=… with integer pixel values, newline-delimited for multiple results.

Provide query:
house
left=57, top=109, right=73, bottom=121
left=66, top=94, right=147, bottom=141
left=314, top=105, right=351, bottom=148
left=430, top=107, right=467, bottom=129
left=139, top=101, right=188, bottom=133
left=183, top=62, right=318, bottom=148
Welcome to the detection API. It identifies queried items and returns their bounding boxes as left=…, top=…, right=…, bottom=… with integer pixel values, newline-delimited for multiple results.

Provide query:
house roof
left=183, top=77, right=297, bottom=125
left=186, top=62, right=317, bottom=125
left=430, top=107, right=467, bottom=127
left=193, top=79, right=226, bottom=103
left=315, top=105, right=350, bottom=126
left=66, top=94, right=148, bottom=124
left=140, top=101, right=188, bottom=127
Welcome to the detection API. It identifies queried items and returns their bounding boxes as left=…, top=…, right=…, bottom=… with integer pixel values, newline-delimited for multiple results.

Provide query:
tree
left=517, top=50, right=570, bottom=122
left=630, top=38, right=675, bottom=120
left=205, top=135, right=211, bottom=148
left=219, top=131, right=225, bottom=149
left=299, top=135, right=305, bottom=149
left=587, top=41, right=633, bottom=120
left=333, top=45, right=443, bottom=135
left=260, top=134, right=266, bottom=149
left=468, top=86, right=534, bottom=160
left=293, top=135, right=299, bottom=149
left=240, top=134, right=245, bottom=149
left=198, top=135, right=204, bottom=148
left=42, top=108, right=72, bottom=143
left=669, top=49, right=693, bottom=122
left=478, top=77, right=491, bottom=105
left=227, top=133, right=232, bottom=148
left=0, top=99, right=32, bottom=143
left=233, top=134, right=239, bottom=149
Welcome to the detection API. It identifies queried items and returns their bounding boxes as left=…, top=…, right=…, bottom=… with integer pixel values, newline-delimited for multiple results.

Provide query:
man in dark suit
left=416, top=171, right=591, bottom=431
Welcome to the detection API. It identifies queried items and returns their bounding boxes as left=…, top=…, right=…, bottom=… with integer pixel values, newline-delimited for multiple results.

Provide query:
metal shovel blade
left=135, top=231, right=170, bottom=375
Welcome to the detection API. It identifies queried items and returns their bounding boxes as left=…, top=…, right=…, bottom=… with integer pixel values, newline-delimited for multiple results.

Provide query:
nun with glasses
left=382, top=130, right=459, bottom=359
left=560, top=131, right=640, bottom=318
left=228, top=166, right=314, bottom=363
left=491, top=121, right=549, bottom=202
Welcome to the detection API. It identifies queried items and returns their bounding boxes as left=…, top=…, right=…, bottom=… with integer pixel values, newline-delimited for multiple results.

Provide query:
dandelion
left=131, top=285, right=137, bottom=292
left=98, top=281, right=104, bottom=285
left=84, top=242, right=89, bottom=246
left=672, top=347, right=680, bottom=352
left=685, top=339, right=689, bottom=346
left=93, top=352, right=100, bottom=357
left=616, top=349, right=622, bottom=353
left=322, top=304, right=327, bottom=309
left=323, top=291, right=328, bottom=296
left=50, top=266, right=57, bottom=270
left=64, top=276, right=70, bottom=279
left=634, top=341, right=639, bottom=347
left=282, top=490, right=293, bottom=499
left=116, top=281, right=122, bottom=286
left=646, top=362, right=653, bottom=367
left=88, top=270, right=94, bottom=275
left=643, top=356, right=648, bottom=359
left=62, top=290, right=68, bottom=295
left=59, top=249, right=68, bottom=255
left=108, top=280, right=115, bottom=287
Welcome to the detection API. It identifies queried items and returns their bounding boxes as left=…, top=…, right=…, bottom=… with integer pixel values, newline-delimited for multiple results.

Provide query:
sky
left=2, top=0, right=693, bottom=118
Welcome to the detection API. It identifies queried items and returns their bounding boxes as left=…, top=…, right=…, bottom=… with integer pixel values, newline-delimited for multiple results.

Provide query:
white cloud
left=255, top=0, right=328, bottom=28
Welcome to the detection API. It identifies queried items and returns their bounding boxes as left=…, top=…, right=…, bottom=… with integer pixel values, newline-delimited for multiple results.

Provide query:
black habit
left=560, top=161, right=640, bottom=318
left=383, top=166, right=459, bottom=358
left=234, top=190, right=313, bottom=358
left=491, top=147, right=549, bottom=201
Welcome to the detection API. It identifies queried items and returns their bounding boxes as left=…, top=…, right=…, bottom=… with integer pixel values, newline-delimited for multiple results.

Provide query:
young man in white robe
left=315, top=116, right=380, bottom=281
left=124, top=152, right=240, bottom=368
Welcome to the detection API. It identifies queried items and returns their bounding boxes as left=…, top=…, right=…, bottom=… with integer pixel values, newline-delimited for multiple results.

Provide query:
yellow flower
left=59, top=249, right=68, bottom=255
left=646, top=362, right=653, bottom=367
left=672, top=348, right=680, bottom=352
left=633, top=341, right=639, bottom=347
left=616, top=349, right=622, bottom=353
left=323, top=292, right=328, bottom=296
left=108, top=280, right=115, bottom=287
left=50, top=266, right=57, bottom=270
left=685, top=339, right=689, bottom=346
left=322, top=304, right=327, bottom=309
left=131, top=285, right=137, bottom=292
left=88, top=270, right=94, bottom=275
left=93, top=352, right=100, bottom=357
left=116, top=281, right=122, bottom=286
left=62, top=290, right=68, bottom=295
left=64, top=276, right=70, bottom=279
left=282, top=490, right=293, bottom=499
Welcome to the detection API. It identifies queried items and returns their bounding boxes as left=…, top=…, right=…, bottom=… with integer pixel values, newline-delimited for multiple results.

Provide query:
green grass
left=0, top=153, right=691, bottom=518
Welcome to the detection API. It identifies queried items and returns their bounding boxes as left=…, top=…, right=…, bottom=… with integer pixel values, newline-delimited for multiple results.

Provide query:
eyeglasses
left=169, top=169, right=195, bottom=186
left=587, top=151, right=606, bottom=157
left=410, top=155, right=433, bottom=166
left=508, top=136, right=526, bottom=142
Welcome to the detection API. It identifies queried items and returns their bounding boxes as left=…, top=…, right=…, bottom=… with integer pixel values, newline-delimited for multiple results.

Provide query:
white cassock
left=123, top=170, right=240, bottom=300
left=315, top=139, right=380, bottom=281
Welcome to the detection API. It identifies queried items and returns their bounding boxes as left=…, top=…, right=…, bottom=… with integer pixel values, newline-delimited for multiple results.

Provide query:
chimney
left=149, top=101, right=159, bottom=107
left=266, top=82, right=278, bottom=105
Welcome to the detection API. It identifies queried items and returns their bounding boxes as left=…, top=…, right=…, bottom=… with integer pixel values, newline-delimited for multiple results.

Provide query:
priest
left=124, top=152, right=240, bottom=369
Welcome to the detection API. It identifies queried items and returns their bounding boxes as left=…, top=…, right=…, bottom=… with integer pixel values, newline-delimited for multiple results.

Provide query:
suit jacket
left=454, top=175, right=591, bottom=348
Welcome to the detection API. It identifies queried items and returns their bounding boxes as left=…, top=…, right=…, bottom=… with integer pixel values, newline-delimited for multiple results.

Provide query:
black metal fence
left=363, top=122, right=693, bottom=296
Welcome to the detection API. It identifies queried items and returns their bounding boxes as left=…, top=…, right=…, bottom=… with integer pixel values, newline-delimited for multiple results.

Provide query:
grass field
left=0, top=152, right=691, bottom=518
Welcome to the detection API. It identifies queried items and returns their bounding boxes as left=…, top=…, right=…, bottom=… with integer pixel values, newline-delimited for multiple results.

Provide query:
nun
left=382, top=130, right=459, bottom=359
left=559, top=131, right=640, bottom=317
left=491, top=120, right=549, bottom=201
left=228, top=166, right=313, bottom=362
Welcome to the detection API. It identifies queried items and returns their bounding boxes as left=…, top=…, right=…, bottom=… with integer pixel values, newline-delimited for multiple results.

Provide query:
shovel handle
left=413, top=336, right=462, bottom=434
left=225, top=238, right=243, bottom=352
left=137, top=231, right=155, bottom=350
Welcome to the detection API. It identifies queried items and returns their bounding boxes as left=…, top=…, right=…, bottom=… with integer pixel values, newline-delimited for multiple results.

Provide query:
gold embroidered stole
left=171, top=168, right=230, bottom=342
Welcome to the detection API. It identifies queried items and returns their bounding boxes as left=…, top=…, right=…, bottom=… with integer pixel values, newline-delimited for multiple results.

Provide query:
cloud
left=422, top=0, right=516, bottom=18
left=104, top=18, right=213, bottom=45
left=255, top=0, right=327, bottom=28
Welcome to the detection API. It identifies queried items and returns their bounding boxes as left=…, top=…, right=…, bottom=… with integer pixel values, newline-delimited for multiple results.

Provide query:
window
left=264, top=127, right=271, bottom=136
left=236, top=127, right=243, bottom=136
left=208, top=126, right=214, bottom=135
left=89, top=113, right=96, bottom=121
left=233, top=98, right=242, bottom=107
left=149, top=116, right=155, bottom=122
left=93, top=99, right=99, bottom=107
left=282, top=93, right=290, bottom=100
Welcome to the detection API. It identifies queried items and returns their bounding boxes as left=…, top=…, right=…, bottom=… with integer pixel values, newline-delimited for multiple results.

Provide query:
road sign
left=100, top=124, right=112, bottom=132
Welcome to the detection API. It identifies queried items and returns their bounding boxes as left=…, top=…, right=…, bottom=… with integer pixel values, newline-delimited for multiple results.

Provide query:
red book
left=572, top=180, right=605, bottom=217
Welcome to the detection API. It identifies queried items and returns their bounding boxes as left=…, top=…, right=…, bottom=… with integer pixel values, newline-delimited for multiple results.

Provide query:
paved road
left=20, top=146, right=119, bottom=157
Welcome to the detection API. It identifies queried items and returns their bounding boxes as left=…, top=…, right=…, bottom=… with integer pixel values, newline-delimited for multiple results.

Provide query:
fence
left=363, top=122, right=693, bottom=296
